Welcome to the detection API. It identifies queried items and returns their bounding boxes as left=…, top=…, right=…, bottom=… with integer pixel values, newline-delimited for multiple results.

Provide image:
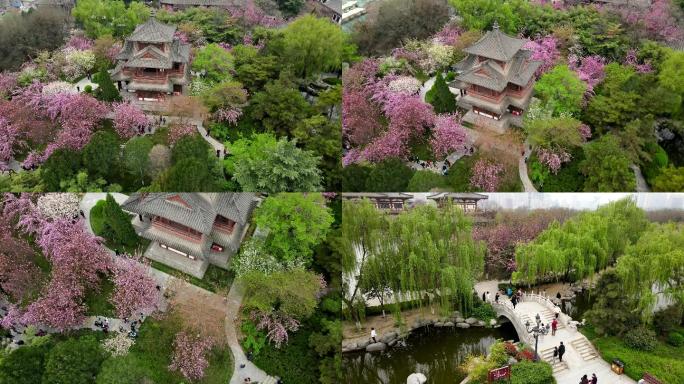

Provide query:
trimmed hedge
left=510, top=360, right=555, bottom=384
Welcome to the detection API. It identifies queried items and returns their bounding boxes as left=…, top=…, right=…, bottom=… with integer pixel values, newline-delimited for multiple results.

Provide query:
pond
left=342, top=322, right=519, bottom=384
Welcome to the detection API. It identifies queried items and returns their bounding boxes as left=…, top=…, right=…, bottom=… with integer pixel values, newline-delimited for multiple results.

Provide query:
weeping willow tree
left=341, top=199, right=388, bottom=322
left=512, top=198, right=648, bottom=285
left=359, top=201, right=485, bottom=317
left=616, top=222, right=684, bottom=322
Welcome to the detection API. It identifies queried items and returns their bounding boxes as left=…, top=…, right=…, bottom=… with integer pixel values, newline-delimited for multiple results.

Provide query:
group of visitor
left=551, top=341, right=565, bottom=363
left=580, top=373, right=598, bottom=384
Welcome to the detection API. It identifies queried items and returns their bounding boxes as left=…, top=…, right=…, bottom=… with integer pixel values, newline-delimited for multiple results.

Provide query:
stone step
left=259, top=376, right=278, bottom=384
left=570, top=338, right=599, bottom=361
left=539, top=347, right=569, bottom=373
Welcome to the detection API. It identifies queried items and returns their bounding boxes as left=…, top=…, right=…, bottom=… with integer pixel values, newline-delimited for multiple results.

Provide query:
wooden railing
left=151, top=218, right=202, bottom=242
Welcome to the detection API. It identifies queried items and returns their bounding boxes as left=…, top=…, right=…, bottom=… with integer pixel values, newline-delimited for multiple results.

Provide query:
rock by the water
left=381, top=332, right=398, bottom=343
left=456, top=322, right=470, bottom=328
left=489, top=319, right=497, bottom=326
left=407, top=373, right=427, bottom=384
left=476, top=320, right=486, bottom=327
left=465, top=317, right=478, bottom=325
left=357, top=340, right=369, bottom=349
left=444, top=321, right=454, bottom=327
left=388, top=339, right=397, bottom=347
left=454, top=317, right=465, bottom=323
left=366, top=342, right=387, bottom=352
left=434, top=322, right=443, bottom=327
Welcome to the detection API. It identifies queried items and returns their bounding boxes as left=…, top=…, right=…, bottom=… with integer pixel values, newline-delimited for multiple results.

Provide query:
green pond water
left=342, top=323, right=519, bottom=384
left=342, top=290, right=595, bottom=383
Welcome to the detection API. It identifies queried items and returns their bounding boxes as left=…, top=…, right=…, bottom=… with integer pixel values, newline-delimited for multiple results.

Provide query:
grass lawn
left=582, top=326, right=684, bottom=383
left=84, top=275, right=116, bottom=317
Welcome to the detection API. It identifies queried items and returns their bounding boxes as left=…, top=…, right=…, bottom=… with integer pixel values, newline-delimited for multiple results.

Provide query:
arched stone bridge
left=487, top=292, right=635, bottom=384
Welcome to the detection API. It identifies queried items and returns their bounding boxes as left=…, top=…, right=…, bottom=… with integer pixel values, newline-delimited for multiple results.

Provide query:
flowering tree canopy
left=110, top=256, right=161, bottom=319
left=568, top=55, right=606, bottom=97
left=250, top=309, right=300, bottom=349
left=169, top=332, right=214, bottom=381
left=523, top=35, right=560, bottom=76
left=113, top=102, right=149, bottom=139
left=430, top=113, right=467, bottom=159
left=620, top=0, right=683, bottom=42
left=168, top=122, right=197, bottom=145
left=36, top=193, right=80, bottom=220
left=470, top=159, right=504, bottom=192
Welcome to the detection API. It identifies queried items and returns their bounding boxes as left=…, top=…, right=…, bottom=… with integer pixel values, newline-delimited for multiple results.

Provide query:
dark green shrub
left=84, top=85, right=92, bottom=93
left=341, top=163, right=371, bottom=192
left=241, top=320, right=267, bottom=356
left=540, top=149, right=585, bottom=192
left=445, top=72, right=456, bottom=81
left=0, top=344, right=51, bottom=384
left=407, top=170, right=447, bottom=191
left=365, top=158, right=414, bottom=192
left=653, top=304, right=683, bottom=335
left=469, top=302, right=497, bottom=322
left=642, top=143, right=668, bottom=184
left=511, top=360, right=555, bottom=384
left=43, top=335, right=106, bottom=384
left=667, top=332, right=684, bottom=347
left=624, top=327, right=657, bottom=351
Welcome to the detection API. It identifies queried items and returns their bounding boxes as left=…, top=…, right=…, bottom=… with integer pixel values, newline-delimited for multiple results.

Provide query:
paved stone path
left=72, top=76, right=99, bottom=93
left=78, top=193, right=275, bottom=384
left=519, top=140, right=538, bottom=192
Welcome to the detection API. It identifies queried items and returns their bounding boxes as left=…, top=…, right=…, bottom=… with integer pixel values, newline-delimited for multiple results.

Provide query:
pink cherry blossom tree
left=249, top=310, right=300, bottom=348
left=169, top=332, right=214, bottom=381
left=168, top=122, right=197, bottom=145
left=523, top=35, right=560, bottom=76
left=66, top=35, right=94, bottom=51
left=568, top=55, right=606, bottom=97
left=110, top=256, right=161, bottom=319
left=0, top=217, right=41, bottom=302
left=434, top=22, right=462, bottom=46
left=537, top=148, right=572, bottom=174
left=470, top=159, right=504, bottom=192
left=620, top=0, right=683, bottom=42
left=0, top=116, right=24, bottom=171
left=0, top=72, right=18, bottom=98
left=113, top=102, right=150, bottom=139
left=430, top=113, right=467, bottom=159
left=624, top=49, right=653, bottom=73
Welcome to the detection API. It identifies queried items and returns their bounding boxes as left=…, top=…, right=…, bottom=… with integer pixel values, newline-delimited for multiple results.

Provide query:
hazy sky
left=410, top=193, right=684, bottom=211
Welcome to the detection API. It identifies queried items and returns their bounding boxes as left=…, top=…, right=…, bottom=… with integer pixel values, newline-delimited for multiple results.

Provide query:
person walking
left=552, top=318, right=558, bottom=336
left=485, top=291, right=491, bottom=303
left=591, top=373, right=597, bottom=384
left=580, top=374, right=589, bottom=384
left=511, top=295, right=517, bottom=309
left=370, top=328, right=377, bottom=343
left=558, top=341, right=566, bottom=362
left=552, top=346, right=558, bottom=364
left=495, top=292, right=500, bottom=303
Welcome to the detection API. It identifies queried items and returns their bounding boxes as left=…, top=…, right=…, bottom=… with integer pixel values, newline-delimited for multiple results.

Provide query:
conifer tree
left=426, top=72, right=456, bottom=113
left=94, top=67, right=122, bottom=102
left=102, top=193, right=138, bottom=248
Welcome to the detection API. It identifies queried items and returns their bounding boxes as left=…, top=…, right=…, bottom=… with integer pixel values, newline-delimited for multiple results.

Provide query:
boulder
left=407, top=373, right=428, bottom=384
left=443, top=321, right=455, bottom=327
left=381, top=332, right=397, bottom=344
left=454, top=317, right=465, bottom=323
left=489, top=319, right=498, bottom=326
left=388, top=339, right=397, bottom=347
left=456, top=322, right=470, bottom=328
left=366, top=342, right=387, bottom=352
left=434, top=322, right=444, bottom=327
left=357, top=340, right=369, bottom=349
left=465, top=317, right=478, bottom=325
left=476, top=320, right=486, bottom=327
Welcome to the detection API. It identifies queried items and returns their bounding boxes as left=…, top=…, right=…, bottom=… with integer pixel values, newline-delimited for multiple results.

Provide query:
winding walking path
left=630, top=164, right=651, bottom=192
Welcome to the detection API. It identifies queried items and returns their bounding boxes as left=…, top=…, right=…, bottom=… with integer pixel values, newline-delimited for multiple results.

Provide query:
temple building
left=427, top=192, right=488, bottom=212
left=159, top=0, right=235, bottom=10
left=111, top=17, right=190, bottom=106
left=450, top=22, right=541, bottom=132
left=341, top=193, right=413, bottom=213
left=122, top=193, right=257, bottom=278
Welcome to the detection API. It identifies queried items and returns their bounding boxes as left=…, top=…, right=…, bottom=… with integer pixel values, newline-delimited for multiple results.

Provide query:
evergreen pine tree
left=103, top=193, right=138, bottom=248
left=94, top=68, right=122, bottom=102
left=426, top=72, right=456, bottom=113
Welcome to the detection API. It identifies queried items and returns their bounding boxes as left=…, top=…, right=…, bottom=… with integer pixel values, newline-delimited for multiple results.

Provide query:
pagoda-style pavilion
left=112, top=17, right=190, bottom=105
left=122, top=193, right=257, bottom=278
left=427, top=192, right=488, bottom=212
left=450, top=22, right=541, bottom=132
left=341, top=193, right=413, bottom=214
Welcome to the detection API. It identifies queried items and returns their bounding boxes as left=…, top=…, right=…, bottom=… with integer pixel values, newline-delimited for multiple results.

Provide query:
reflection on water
left=342, top=323, right=519, bottom=384
left=562, top=288, right=594, bottom=320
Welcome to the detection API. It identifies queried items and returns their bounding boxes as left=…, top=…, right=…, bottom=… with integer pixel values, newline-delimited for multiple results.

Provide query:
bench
left=642, top=373, right=663, bottom=384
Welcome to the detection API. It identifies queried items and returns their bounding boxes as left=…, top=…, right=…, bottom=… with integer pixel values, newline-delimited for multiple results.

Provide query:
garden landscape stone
left=366, top=342, right=387, bottom=352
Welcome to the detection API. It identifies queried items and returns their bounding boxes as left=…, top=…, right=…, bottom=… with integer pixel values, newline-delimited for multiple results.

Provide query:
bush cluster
left=624, top=327, right=658, bottom=351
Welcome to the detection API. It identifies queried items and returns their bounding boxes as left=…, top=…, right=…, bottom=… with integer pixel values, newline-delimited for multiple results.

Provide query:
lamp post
left=525, top=313, right=548, bottom=362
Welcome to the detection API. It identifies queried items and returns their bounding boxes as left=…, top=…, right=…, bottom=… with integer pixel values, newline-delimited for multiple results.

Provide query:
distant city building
left=122, top=193, right=257, bottom=278
left=427, top=192, right=489, bottom=212
left=450, top=22, right=542, bottom=132
left=316, top=0, right=365, bottom=24
left=342, top=193, right=413, bottom=213
left=111, top=17, right=190, bottom=106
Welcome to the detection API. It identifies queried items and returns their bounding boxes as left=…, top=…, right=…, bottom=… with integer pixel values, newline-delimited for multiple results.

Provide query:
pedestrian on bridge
left=495, top=292, right=500, bottom=303
left=552, top=318, right=558, bottom=336
left=558, top=341, right=566, bottom=362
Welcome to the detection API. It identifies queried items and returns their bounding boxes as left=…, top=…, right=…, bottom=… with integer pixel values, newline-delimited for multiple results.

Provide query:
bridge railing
left=491, top=300, right=533, bottom=345
left=521, top=292, right=574, bottom=330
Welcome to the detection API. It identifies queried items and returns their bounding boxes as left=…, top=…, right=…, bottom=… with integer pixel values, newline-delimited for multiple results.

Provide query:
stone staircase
left=570, top=338, right=599, bottom=361
left=539, top=346, right=569, bottom=374
left=258, top=376, right=278, bottom=384
left=519, top=309, right=564, bottom=330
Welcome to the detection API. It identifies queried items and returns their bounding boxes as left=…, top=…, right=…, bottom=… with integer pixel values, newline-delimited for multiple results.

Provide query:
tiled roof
left=453, top=50, right=541, bottom=92
left=159, top=0, right=232, bottom=4
left=170, top=39, right=190, bottom=63
left=342, top=193, right=413, bottom=200
left=320, top=0, right=342, bottom=13
left=463, top=25, right=527, bottom=62
left=128, top=17, right=176, bottom=43
left=126, top=45, right=172, bottom=69
left=427, top=192, right=489, bottom=201
left=122, top=193, right=257, bottom=234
